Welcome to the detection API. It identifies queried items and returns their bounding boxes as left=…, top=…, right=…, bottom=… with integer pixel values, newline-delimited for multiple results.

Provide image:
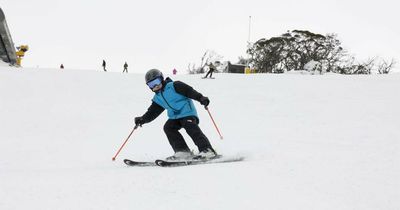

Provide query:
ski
left=155, top=155, right=244, bottom=167
left=124, top=156, right=245, bottom=167
left=123, top=159, right=157, bottom=167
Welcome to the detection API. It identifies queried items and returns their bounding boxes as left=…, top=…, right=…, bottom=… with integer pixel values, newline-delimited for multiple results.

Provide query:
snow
left=1, top=66, right=399, bottom=210
left=0, top=60, right=10, bottom=67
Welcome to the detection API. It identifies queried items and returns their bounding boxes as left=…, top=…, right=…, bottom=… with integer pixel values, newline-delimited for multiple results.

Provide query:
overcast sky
left=2, top=0, right=399, bottom=73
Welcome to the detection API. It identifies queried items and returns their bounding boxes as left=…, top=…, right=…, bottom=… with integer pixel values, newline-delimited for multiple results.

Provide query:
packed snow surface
left=1, top=67, right=399, bottom=210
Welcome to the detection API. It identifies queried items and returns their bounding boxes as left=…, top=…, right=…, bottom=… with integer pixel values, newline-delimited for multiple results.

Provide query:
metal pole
left=248, top=16, right=252, bottom=44
left=205, top=107, right=223, bottom=140
left=246, top=16, right=252, bottom=71
left=112, top=125, right=139, bottom=161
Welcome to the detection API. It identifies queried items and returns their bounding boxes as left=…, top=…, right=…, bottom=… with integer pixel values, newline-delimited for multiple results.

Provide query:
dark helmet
left=145, top=69, right=164, bottom=83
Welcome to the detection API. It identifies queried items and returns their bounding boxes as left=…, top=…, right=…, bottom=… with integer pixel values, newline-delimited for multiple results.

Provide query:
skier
left=102, top=60, right=107, bottom=72
left=134, top=69, right=217, bottom=160
left=203, top=62, right=216, bottom=78
left=123, top=62, right=128, bottom=73
left=60, top=64, right=64, bottom=69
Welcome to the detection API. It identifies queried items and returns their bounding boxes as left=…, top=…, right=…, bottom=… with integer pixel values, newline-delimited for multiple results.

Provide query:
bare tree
left=187, top=63, right=197, bottom=74
left=187, top=50, right=223, bottom=74
left=377, top=59, right=396, bottom=74
left=352, top=57, right=376, bottom=74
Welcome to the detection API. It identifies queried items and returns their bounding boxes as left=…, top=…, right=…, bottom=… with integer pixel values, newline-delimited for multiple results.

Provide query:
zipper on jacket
left=160, top=92, right=179, bottom=112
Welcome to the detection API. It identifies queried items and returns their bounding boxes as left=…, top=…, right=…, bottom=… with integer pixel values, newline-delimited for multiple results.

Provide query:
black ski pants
left=205, top=69, right=214, bottom=78
left=163, top=116, right=212, bottom=153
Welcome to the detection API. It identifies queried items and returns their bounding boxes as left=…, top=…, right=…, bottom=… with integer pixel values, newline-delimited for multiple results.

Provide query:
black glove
left=134, top=117, right=145, bottom=126
left=199, top=96, right=210, bottom=107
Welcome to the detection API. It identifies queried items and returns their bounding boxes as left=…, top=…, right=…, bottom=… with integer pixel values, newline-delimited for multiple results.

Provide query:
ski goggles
left=147, top=78, right=162, bottom=89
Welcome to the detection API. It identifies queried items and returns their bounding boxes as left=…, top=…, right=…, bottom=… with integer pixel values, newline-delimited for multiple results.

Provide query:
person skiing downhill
left=203, top=62, right=216, bottom=78
left=134, top=69, right=218, bottom=160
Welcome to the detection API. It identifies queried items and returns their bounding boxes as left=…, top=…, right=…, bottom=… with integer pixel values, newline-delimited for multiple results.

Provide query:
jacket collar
left=161, top=77, right=173, bottom=90
left=155, top=77, right=172, bottom=93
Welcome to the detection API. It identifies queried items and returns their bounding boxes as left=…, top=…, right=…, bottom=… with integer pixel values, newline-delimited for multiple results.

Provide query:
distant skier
left=102, top=60, right=107, bottom=72
left=134, top=69, right=217, bottom=160
left=203, top=62, right=216, bottom=78
left=123, top=62, right=128, bottom=73
left=60, top=64, right=64, bottom=69
left=173, top=68, right=177, bottom=75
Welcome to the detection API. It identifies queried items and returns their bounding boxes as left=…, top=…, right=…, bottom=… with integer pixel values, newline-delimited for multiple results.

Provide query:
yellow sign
left=245, top=67, right=255, bottom=74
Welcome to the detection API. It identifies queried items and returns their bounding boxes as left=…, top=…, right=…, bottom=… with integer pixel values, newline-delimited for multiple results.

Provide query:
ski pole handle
left=205, top=107, right=223, bottom=140
left=112, top=125, right=139, bottom=161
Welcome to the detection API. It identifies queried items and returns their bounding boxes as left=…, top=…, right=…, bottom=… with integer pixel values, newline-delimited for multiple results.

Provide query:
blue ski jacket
left=141, top=78, right=205, bottom=123
left=153, top=81, right=198, bottom=119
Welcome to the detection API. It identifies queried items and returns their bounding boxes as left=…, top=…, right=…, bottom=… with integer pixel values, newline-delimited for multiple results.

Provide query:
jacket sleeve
left=173, top=81, right=204, bottom=101
left=141, top=101, right=165, bottom=123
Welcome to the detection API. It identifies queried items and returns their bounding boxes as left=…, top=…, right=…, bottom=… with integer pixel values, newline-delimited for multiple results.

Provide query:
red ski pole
left=112, top=125, right=139, bottom=161
left=205, top=107, right=223, bottom=140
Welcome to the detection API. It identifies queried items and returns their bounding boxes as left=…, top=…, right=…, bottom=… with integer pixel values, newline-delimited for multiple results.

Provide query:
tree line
left=246, top=30, right=395, bottom=74
left=188, top=30, right=395, bottom=74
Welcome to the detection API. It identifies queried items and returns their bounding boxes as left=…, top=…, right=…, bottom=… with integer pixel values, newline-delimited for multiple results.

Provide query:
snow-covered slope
left=1, top=67, right=399, bottom=210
